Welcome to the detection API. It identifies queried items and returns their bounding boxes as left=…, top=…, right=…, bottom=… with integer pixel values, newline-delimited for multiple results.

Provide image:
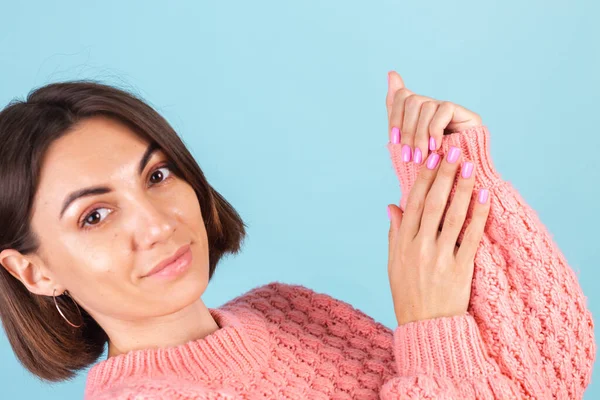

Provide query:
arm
left=380, top=314, right=524, bottom=399
left=387, top=126, right=596, bottom=398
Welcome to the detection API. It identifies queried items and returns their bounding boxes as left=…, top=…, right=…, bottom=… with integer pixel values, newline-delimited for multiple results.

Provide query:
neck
left=101, top=297, right=220, bottom=358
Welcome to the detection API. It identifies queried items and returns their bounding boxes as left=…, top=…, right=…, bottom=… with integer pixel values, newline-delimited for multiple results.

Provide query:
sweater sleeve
left=385, top=126, right=596, bottom=399
left=86, top=379, right=238, bottom=400
left=380, top=314, right=523, bottom=399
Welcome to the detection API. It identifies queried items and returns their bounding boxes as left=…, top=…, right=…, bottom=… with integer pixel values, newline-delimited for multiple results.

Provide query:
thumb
left=387, top=204, right=403, bottom=242
left=386, top=71, right=406, bottom=118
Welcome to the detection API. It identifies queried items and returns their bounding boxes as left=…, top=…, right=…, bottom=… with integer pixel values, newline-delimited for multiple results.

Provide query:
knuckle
left=404, top=94, right=421, bottom=109
left=394, top=88, right=412, bottom=103
left=461, top=228, right=479, bottom=247
left=457, top=178, right=475, bottom=194
left=423, top=198, right=444, bottom=216
left=406, top=195, right=425, bottom=214
left=440, top=101, right=454, bottom=110
left=444, top=213, right=464, bottom=230
left=438, top=165, right=457, bottom=179
left=422, top=101, right=437, bottom=111
left=473, top=202, right=490, bottom=218
left=416, top=168, right=432, bottom=184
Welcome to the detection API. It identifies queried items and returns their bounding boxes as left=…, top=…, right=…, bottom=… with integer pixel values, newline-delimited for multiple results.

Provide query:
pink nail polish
left=461, top=162, right=474, bottom=179
left=413, top=148, right=422, bottom=164
left=429, top=137, right=436, bottom=151
left=426, top=153, right=440, bottom=170
left=401, top=145, right=412, bottom=162
left=447, top=146, right=460, bottom=163
left=387, top=205, right=391, bottom=220
left=391, top=127, right=400, bottom=144
left=478, top=189, right=489, bottom=204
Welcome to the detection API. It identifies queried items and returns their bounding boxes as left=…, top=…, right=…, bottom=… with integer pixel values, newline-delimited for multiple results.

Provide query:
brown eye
left=81, top=208, right=111, bottom=229
left=149, top=166, right=172, bottom=185
left=86, top=211, right=101, bottom=225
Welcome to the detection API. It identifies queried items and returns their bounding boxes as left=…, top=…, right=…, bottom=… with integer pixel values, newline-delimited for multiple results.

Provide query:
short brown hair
left=0, top=81, right=246, bottom=382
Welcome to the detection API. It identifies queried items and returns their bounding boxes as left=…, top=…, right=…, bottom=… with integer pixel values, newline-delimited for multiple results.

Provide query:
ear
left=0, top=249, right=58, bottom=297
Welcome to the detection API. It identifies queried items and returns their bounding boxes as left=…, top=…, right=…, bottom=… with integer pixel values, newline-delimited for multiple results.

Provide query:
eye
left=149, top=164, right=173, bottom=185
left=79, top=163, right=175, bottom=231
left=80, top=208, right=112, bottom=229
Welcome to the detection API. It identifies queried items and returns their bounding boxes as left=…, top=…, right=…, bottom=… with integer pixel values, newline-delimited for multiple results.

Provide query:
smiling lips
left=143, top=244, right=192, bottom=278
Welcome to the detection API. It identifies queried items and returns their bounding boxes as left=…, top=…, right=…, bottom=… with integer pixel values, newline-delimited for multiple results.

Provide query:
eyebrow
left=59, top=142, right=160, bottom=220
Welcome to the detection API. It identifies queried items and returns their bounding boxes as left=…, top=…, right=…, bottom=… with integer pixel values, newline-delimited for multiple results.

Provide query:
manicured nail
left=413, top=148, right=423, bottom=164
left=387, top=205, right=391, bottom=220
left=426, top=153, right=440, bottom=170
left=478, top=189, right=489, bottom=204
left=429, top=137, right=436, bottom=151
left=401, top=145, right=412, bottom=162
left=447, top=146, right=460, bottom=163
left=461, top=162, right=474, bottom=179
left=391, top=127, right=400, bottom=144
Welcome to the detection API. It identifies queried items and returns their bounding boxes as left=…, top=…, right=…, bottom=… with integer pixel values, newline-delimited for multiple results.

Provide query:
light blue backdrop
left=1, top=0, right=598, bottom=398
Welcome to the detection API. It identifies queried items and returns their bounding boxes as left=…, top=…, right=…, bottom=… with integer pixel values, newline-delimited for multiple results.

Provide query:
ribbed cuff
left=439, top=126, right=501, bottom=189
left=394, top=314, right=497, bottom=379
left=387, top=125, right=502, bottom=210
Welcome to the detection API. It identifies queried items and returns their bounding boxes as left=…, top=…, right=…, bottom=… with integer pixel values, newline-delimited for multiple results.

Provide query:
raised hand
left=387, top=147, right=490, bottom=325
left=385, top=71, right=491, bottom=326
left=385, top=71, right=482, bottom=164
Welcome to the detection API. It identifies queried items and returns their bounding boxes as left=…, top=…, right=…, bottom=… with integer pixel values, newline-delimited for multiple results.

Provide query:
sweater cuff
left=394, top=314, right=497, bottom=379
left=387, top=125, right=502, bottom=210
left=439, top=125, right=501, bottom=189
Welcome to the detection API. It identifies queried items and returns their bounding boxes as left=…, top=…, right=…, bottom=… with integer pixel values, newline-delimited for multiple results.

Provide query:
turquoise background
left=1, top=0, right=598, bottom=398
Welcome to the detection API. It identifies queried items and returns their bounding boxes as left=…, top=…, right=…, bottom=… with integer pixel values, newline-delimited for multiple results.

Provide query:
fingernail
left=478, top=188, right=489, bottom=204
left=429, top=137, right=436, bottom=151
left=426, top=153, right=440, bottom=170
left=413, top=148, right=423, bottom=164
left=447, top=146, right=460, bottom=163
left=401, top=145, right=412, bottom=162
left=387, top=205, right=391, bottom=220
left=391, top=127, right=400, bottom=144
left=461, top=162, right=474, bottom=179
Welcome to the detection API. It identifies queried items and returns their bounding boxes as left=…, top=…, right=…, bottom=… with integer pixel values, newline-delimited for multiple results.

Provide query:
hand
left=385, top=70, right=482, bottom=164
left=387, top=150, right=491, bottom=325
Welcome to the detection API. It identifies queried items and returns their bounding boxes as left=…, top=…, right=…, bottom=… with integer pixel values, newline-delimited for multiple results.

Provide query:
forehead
left=47, top=116, right=148, bottom=164
left=36, top=116, right=151, bottom=202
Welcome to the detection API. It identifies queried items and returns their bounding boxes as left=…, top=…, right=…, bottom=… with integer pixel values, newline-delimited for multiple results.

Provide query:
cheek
left=60, top=237, right=132, bottom=291
left=63, top=238, right=142, bottom=317
left=176, top=183, right=206, bottom=233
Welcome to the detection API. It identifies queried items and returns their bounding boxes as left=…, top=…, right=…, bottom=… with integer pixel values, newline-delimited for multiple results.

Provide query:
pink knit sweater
left=84, top=126, right=596, bottom=399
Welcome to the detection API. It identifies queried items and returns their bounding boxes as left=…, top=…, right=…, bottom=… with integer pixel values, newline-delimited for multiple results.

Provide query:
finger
left=429, top=101, right=456, bottom=152
left=437, top=161, right=476, bottom=252
left=387, top=204, right=403, bottom=261
left=400, top=95, right=430, bottom=161
left=418, top=146, right=463, bottom=237
left=398, top=151, right=442, bottom=240
left=414, top=101, right=439, bottom=165
left=455, top=188, right=491, bottom=266
left=386, top=71, right=406, bottom=121
left=388, top=87, right=413, bottom=144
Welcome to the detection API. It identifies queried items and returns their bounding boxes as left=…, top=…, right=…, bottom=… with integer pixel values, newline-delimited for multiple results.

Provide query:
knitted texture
left=84, top=126, right=596, bottom=399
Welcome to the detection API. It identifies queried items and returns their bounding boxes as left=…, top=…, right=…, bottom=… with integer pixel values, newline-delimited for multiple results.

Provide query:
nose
left=132, top=196, right=176, bottom=250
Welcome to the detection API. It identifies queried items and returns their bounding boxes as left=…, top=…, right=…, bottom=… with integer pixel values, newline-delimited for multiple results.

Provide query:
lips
left=143, top=244, right=191, bottom=277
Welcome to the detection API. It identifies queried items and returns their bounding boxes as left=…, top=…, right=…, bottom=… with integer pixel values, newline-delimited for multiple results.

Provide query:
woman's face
left=28, top=116, right=209, bottom=322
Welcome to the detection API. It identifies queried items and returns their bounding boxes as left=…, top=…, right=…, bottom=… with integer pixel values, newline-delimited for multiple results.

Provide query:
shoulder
left=223, top=282, right=393, bottom=344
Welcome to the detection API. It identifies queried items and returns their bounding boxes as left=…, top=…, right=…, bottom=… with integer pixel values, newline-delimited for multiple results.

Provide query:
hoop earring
left=53, top=288, right=84, bottom=328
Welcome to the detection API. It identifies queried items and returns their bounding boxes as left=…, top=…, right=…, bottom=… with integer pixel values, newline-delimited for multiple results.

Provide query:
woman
left=0, top=71, right=594, bottom=399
